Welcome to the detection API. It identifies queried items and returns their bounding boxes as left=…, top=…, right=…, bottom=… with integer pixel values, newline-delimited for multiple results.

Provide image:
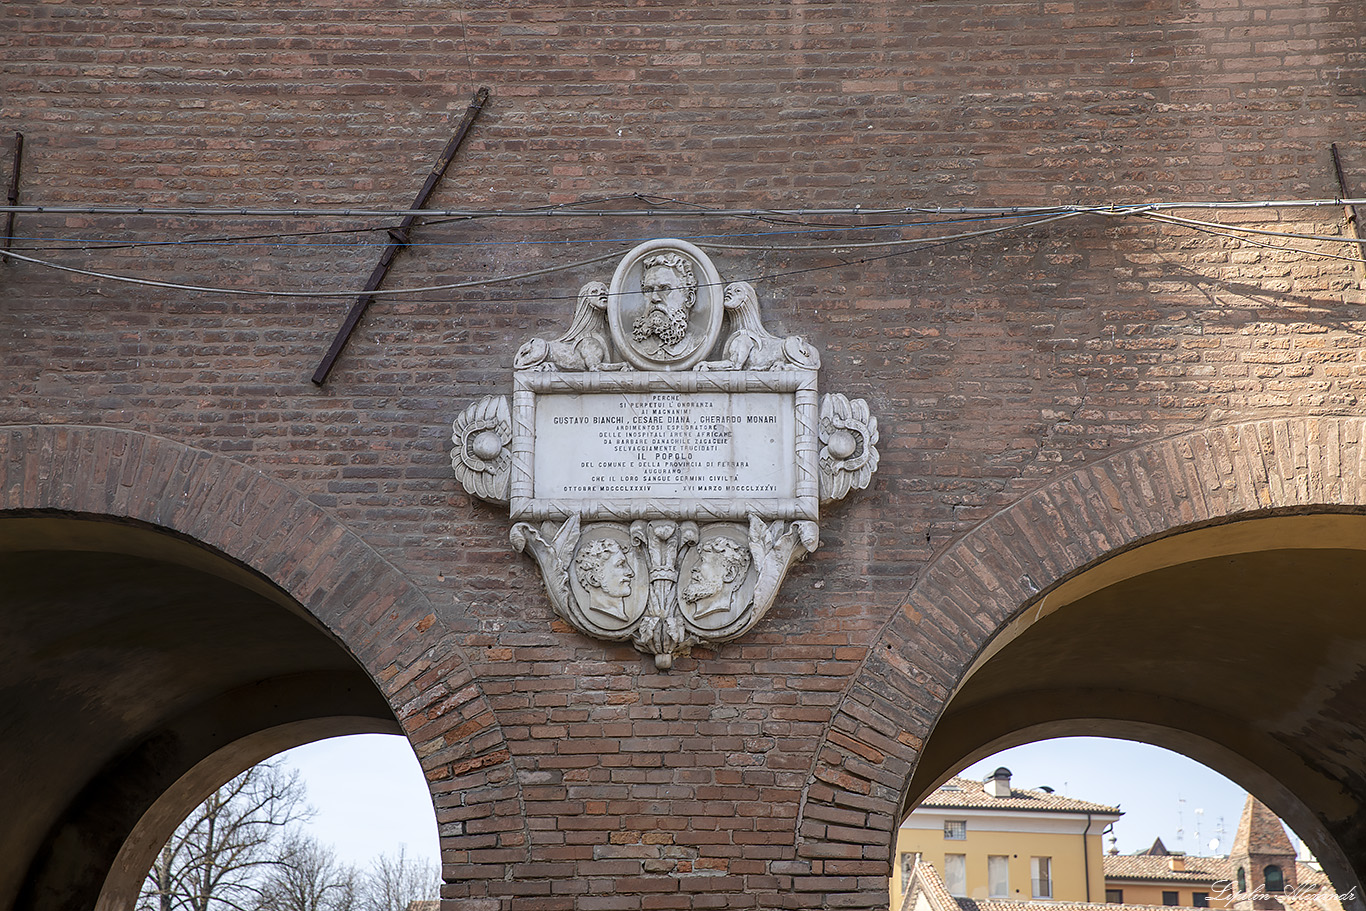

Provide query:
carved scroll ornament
left=449, top=239, right=878, bottom=669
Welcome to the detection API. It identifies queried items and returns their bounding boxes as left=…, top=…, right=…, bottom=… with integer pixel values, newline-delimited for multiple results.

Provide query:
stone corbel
left=509, top=513, right=818, bottom=670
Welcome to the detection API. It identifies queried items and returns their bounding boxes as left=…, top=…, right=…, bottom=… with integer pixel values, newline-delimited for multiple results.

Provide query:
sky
left=271, top=733, right=1307, bottom=873
left=273, top=734, right=442, bottom=874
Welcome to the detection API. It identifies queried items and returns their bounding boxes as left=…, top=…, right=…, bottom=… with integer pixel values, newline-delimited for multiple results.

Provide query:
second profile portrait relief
left=569, top=528, right=648, bottom=631
left=677, top=525, right=756, bottom=635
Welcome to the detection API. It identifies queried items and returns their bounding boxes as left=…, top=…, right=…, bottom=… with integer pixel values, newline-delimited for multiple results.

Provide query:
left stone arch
left=0, top=424, right=523, bottom=911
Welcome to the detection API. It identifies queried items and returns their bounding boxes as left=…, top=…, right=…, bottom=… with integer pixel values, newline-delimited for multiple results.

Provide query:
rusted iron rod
left=312, top=87, right=490, bottom=385
left=1332, top=143, right=1366, bottom=288
left=3, top=132, right=23, bottom=263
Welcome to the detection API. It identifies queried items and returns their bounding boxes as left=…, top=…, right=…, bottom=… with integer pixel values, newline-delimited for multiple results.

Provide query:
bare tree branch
left=138, top=757, right=439, bottom=911
left=254, top=834, right=358, bottom=911
left=137, top=762, right=312, bottom=911
left=361, top=847, right=440, bottom=911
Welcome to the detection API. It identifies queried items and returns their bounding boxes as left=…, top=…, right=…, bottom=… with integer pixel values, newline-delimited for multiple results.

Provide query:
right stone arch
left=801, top=418, right=1366, bottom=906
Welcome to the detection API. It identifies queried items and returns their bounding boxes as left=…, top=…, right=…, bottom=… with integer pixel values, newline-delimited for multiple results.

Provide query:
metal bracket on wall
left=312, top=87, right=490, bottom=385
left=3, top=133, right=23, bottom=264
left=1331, top=143, right=1366, bottom=290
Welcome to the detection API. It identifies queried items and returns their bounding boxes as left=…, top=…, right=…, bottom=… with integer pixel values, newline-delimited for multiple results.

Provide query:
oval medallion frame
left=567, top=524, right=649, bottom=636
left=677, top=523, right=759, bottom=638
left=608, top=239, right=724, bottom=372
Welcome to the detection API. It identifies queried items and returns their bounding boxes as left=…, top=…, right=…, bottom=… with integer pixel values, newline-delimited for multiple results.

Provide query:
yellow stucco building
left=898, top=786, right=1345, bottom=911
left=893, top=769, right=1123, bottom=909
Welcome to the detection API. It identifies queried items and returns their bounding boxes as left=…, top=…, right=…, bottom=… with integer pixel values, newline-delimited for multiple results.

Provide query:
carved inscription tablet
left=533, top=391, right=796, bottom=500
left=510, top=370, right=820, bottom=523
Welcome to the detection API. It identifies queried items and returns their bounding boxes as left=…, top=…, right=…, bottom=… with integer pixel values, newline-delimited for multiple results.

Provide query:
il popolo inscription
left=450, top=239, right=878, bottom=668
left=508, top=367, right=819, bottom=523
left=533, top=391, right=796, bottom=500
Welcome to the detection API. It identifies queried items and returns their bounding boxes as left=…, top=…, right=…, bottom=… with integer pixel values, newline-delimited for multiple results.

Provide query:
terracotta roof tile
left=920, top=777, right=1121, bottom=814
left=1103, top=856, right=1334, bottom=898
left=1231, top=794, right=1296, bottom=857
left=905, top=852, right=1341, bottom=911
left=912, top=859, right=962, bottom=911
left=1102, top=854, right=1234, bottom=884
left=1283, top=884, right=1347, bottom=911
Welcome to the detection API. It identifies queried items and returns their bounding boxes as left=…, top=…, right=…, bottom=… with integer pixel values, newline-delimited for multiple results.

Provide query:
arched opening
left=0, top=514, right=404, bottom=911
left=134, top=733, right=442, bottom=910
left=892, top=737, right=1333, bottom=910
left=904, top=513, right=1366, bottom=908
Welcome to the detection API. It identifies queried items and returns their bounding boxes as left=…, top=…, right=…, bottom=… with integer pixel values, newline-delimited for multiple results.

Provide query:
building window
left=1193, top=893, right=1209, bottom=907
left=945, top=854, right=967, bottom=897
left=1238, top=868, right=1247, bottom=893
left=1264, top=866, right=1285, bottom=893
left=1031, top=856, right=1052, bottom=899
left=1163, top=892, right=1180, bottom=906
left=944, top=819, right=967, bottom=840
left=988, top=856, right=1009, bottom=898
left=1106, top=890, right=1124, bottom=904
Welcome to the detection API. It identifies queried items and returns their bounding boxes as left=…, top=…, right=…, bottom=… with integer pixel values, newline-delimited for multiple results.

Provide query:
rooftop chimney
left=986, top=767, right=1012, bottom=798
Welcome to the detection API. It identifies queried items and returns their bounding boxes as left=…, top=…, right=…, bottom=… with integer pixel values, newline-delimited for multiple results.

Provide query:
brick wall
left=3, top=0, right=1366, bottom=907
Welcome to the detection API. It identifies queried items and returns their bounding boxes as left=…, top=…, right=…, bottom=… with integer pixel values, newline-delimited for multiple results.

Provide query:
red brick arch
left=0, top=423, right=527, bottom=898
left=798, top=417, right=1366, bottom=881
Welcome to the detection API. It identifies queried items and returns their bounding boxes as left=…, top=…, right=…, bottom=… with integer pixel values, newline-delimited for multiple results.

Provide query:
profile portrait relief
left=573, top=537, right=638, bottom=623
left=680, top=536, right=752, bottom=625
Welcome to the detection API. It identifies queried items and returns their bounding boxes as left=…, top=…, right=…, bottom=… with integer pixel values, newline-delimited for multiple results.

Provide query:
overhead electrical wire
left=2, top=198, right=1364, bottom=301
left=2, top=188, right=1098, bottom=253
left=6, top=211, right=1060, bottom=253
left=0, top=246, right=629, bottom=299
left=3, top=197, right=1366, bottom=219
left=0, top=209, right=1115, bottom=300
left=1135, top=210, right=1366, bottom=247
left=1134, top=212, right=1366, bottom=266
left=3, top=191, right=1362, bottom=251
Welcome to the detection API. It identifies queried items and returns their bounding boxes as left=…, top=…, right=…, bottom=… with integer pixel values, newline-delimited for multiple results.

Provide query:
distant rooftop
left=1103, top=854, right=1234, bottom=884
left=907, top=860, right=1339, bottom=911
left=918, top=776, right=1121, bottom=815
left=1104, top=854, right=1333, bottom=891
left=960, top=900, right=1208, bottom=911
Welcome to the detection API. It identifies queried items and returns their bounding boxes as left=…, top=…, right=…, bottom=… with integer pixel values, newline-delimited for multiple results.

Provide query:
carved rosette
left=450, top=239, right=880, bottom=669
left=818, top=393, right=879, bottom=504
left=450, top=394, right=512, bottom=503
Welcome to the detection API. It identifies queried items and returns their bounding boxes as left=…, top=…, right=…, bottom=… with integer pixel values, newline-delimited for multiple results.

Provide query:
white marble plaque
left=451, top=238, right=879, bottom=667
left=533, top=391, right=797, bottom=500
left=508, top=369, right=820, bottom=522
